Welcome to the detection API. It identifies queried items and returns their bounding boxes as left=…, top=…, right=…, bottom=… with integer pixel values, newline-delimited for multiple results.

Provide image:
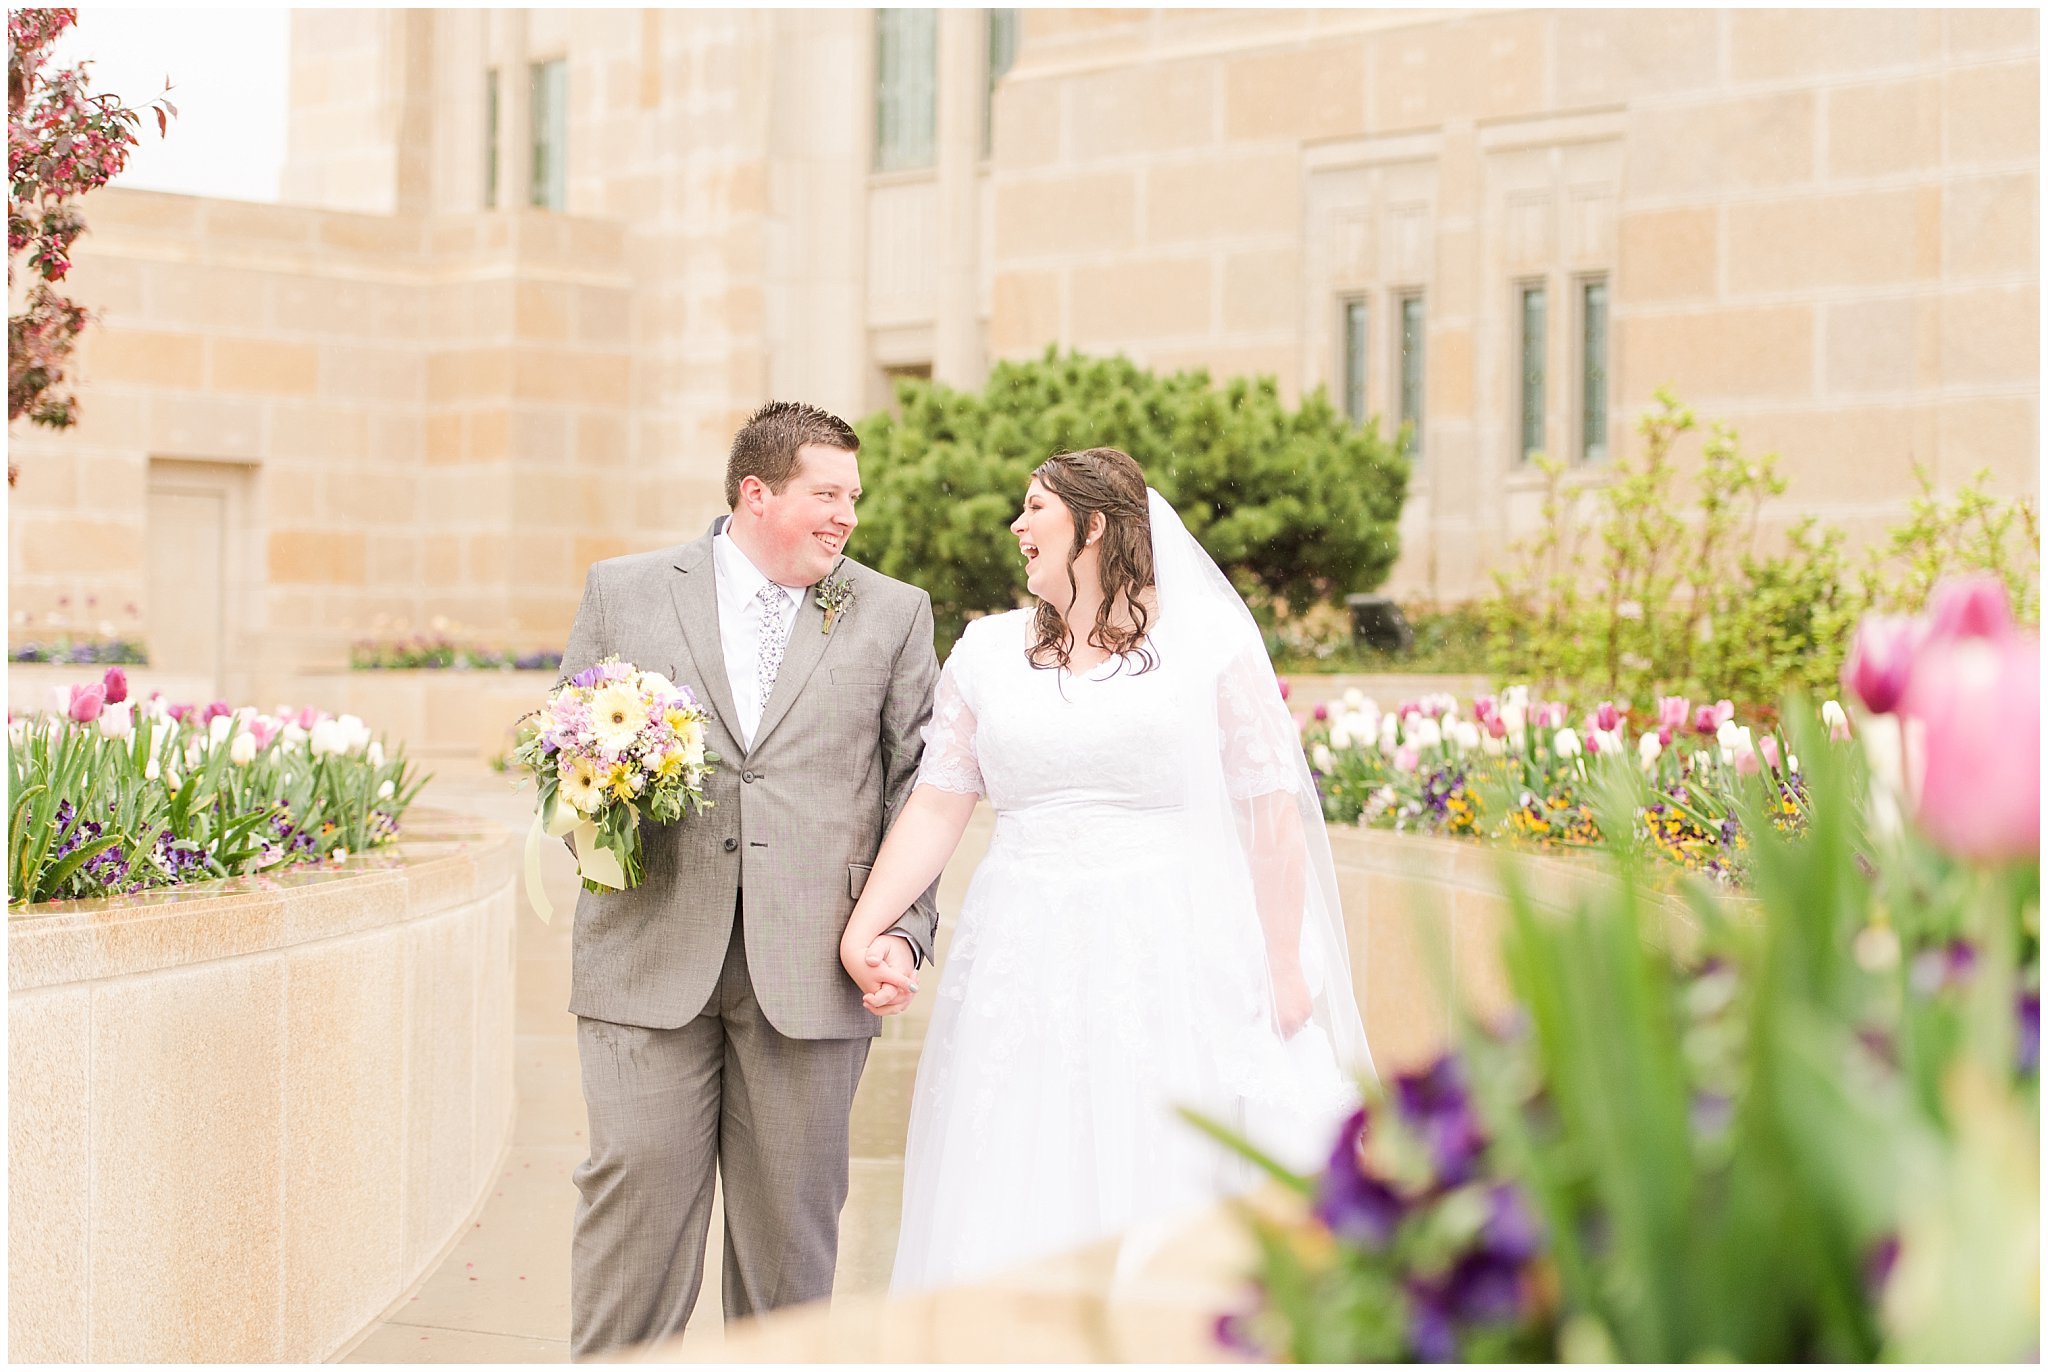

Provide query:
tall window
left=875, top=9, right=938, bottom=172
left=1397, top=293, right=1425, bottom=459
left=1518, top=283, right=1547, bottom=461
left=483, top=68, right=500, bottom=209
left=1579, top=277, right=1609, bottom=463
left=984, top=9, right=1019, bottom=157
left=529, top=58, right=567, bottom=210
left=1342, top=298, right=1368, bottom=425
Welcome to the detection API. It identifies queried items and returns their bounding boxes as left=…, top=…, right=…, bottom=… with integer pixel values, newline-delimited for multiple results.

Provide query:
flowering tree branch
left=7, top=7, right=174, bottom=483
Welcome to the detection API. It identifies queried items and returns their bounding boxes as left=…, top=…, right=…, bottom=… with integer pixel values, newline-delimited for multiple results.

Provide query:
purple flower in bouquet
left=1314, top=1107, right=1406, bottom=1248
left=569, top=663, right=605, bottom=690
left=1395, top=1056, right=1487, bottom=1189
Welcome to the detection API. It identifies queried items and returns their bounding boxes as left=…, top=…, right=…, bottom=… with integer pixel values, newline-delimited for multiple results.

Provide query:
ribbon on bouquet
left=523, top=792, right=626, bottom=924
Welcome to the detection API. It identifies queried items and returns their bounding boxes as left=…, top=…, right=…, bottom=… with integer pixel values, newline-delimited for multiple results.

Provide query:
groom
left=555, top=400, right=938, bottom=1358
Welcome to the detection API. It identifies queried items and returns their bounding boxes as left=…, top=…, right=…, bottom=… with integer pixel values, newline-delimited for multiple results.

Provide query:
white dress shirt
left=712, top=517, right=801, bottom=751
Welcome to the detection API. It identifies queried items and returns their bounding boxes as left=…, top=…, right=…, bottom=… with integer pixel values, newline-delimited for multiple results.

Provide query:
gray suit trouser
left=568, top=898, right=870, bottom=1360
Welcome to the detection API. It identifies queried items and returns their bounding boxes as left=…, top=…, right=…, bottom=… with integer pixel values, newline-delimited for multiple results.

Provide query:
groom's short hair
left=726, top=400, right=861, bottom=507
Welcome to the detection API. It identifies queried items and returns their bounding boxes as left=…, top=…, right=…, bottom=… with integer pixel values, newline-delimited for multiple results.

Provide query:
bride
left=839, top=447, right=1374, bottom=1291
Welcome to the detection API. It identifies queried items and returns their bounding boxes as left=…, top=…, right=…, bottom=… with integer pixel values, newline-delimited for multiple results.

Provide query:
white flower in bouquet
left=559, top=754, right=605, bottom=815
left=589, top=682, right=649, bottom=754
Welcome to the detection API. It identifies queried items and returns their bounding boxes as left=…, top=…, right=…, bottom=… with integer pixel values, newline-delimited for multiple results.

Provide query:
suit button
left=742, top=770, right=756, bottom=784
left=722, top=837, right=737, bottom=852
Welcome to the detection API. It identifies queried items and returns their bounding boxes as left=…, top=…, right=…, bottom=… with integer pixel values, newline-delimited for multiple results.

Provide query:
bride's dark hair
left=1026, top=447, right=1158, bottom=675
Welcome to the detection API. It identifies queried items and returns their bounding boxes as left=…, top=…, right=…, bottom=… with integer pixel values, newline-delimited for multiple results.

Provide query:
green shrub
left=852, top=348, right=1410, bottom=651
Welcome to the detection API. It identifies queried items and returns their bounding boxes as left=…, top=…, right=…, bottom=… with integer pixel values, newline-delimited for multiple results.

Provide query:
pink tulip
left=101, top=666, right=128, bottom=704
left=1692, top=706, right=1722, bottom=736
left=1758, top=736, right=1781, bottom=772
left=1657, top=696, right=1690, bottom=731
left=1658, top=724, right=1674, bottom=747
left=1393, top=744, right=1421, bottom=774
left=167, top=702, right=193, bottom=723
left=1313, top=703, right=1329, bottom=722
left=1926, top=575, right=2016, bottom=645
left=1472, top=696, right=1497, bottom=725
left=1900, top=615, right=2039, bottom=864
left=1277, top=677, right=1291, bottom=702
left=249, top=717, right=281, bottom=750
left=1594, top=701, right=1622, bottom=733
left=1486, top=715, right=1507, bottom=740
left=67, top=682, right=105, bottom=723
left=204, top=700, right=231, bottom=722
left=1843, top=614, right=1921, bottom=716
left=1714, top=700, right=1735, bottom=727
left=1584, top=732, right=1602, bottom=756
left=1734, top=746, right=1761, bottom=776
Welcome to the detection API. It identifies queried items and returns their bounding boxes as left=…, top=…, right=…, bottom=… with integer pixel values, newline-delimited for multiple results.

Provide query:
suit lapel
left=749, top=555, right=844, bottom=754
left=668, top=535, right=745, bottom=750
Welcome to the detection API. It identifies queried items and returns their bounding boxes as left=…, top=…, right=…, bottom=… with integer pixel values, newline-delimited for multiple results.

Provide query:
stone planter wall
left=7, top=808, right=519, bottom=1363
left=1330, top=826, right=1700, bottom=1071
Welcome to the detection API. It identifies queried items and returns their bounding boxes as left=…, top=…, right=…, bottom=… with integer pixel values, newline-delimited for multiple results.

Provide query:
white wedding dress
left=890, top=576, right=1370, bottom=1291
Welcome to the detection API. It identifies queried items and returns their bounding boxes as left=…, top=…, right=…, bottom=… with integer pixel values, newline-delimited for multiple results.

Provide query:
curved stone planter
left=645, top=827, right=1711, bottom=1363
left=1330, top=825, right=1703, bottom=1071
left=7, top=808, right=519, bottom=1363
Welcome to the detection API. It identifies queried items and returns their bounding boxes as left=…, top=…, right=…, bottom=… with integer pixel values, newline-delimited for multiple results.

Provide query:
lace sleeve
left=915, top=639, right=985, bottom=796
left=1216, top=642, right=1307, bottom=802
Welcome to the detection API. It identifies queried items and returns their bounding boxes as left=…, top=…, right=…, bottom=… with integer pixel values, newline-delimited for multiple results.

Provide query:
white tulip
left=377, top=779, right=396, bottom=800
left=166, top=769, right=182, bottom=792
left=1786, top=753, right=1800, bottom=774
left=309, top=719, right=344, bottom=757
left=1450, top=720, right=1480, bottom=752
left=367, top=740, right=384, bottom=768
left=230, top=732, right=258, bottom=766
left=1311, top=744, right=1334, bottom=772
left=281, top=723, right=308, bottom=751
left=1342, top=687, right=1366, bottom=710
left=339, top=714, right=370, bottom=754
left=1501, top=685, right=1529, bottom=712
left=1554, top=727, right=1582, bottom=759
left=98, top=701, right=134, bottom=741
left=144, top=755, right=161, bottom=781
left=1639, top=731, right=1663, bottom=766
left=1820, top=700, right=1848, bottom=732
left=208, top=713, right=234, bottom=746
left=1411, top=717, right=1443, bottom=750
left=1501, top=704, right=1527, bottom=736
left=1329, top=725, right=1353, bottom=750
left=184, top=738, right=205, bottom=770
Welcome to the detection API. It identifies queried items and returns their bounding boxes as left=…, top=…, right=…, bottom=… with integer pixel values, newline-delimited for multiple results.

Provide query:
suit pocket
left=849, top=863, right=872, bottom=899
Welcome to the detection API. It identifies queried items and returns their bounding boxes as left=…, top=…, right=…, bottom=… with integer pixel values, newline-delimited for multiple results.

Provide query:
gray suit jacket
left=556, top=528, right=942, bottom=1039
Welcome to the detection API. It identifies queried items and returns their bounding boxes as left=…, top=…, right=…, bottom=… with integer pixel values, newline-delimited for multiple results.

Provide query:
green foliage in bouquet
left=1200, top=702, right=2038, bottom=1362
left=853, top=348, right=1410, bottom=652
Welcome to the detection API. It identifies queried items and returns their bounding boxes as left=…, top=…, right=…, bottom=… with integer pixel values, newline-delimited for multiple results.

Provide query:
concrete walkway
left=334, top=760, right=985, bottom=1362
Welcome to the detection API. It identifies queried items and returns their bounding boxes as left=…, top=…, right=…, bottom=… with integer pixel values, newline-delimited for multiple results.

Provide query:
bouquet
left=513, top=657, right=718, bottom=921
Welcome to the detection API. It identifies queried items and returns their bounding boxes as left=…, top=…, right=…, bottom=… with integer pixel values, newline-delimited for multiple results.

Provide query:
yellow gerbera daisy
left=604, top=760, right=641, bottom=803
left=589, top=683, right=647, bottom=754
left=558, top=755, right=604, bottom=815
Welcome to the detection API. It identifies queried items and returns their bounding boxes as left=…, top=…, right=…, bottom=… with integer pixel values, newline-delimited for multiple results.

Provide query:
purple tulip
left=1842, top=614, right=1920, bottom=716
left=101, top=666, right=128, bottom=705
left=1313, top=1108, right=1406, bottom=1248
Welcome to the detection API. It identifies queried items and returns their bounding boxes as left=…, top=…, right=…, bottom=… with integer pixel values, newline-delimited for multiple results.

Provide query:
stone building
left=8, top=8, right=2037, bottom=698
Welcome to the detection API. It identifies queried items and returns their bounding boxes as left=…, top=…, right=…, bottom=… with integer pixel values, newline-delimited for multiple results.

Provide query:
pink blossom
left=1472, top=695, right=1497, bottom=725
left=1758, top=736, right=1781, bottom=771
left=101, top=666, right=127, bottom=704
left=249, top=717, right=280, bottom=750
left=66, top=681, right=105, bottom=723
left=1692, top=706, right=1722, bottom=736
left=1277, top=677, right=1291, bottom=702
left=1485, top=715, right=1507, bottom=740
left=1593, top=701, right=1621, bottom=733
left=1312, top=703, right=1329, bottom=722
left=1657, top=696, right=1690, bottom=731
left=1842, top=615, right=1921, bottom=716
left=1714, top=700, right=1736, bottom=728
left=1393, top=744, right=1421, bottom=774
left=1900, top=583, right=2039, bottom=863
left=1658, top=724, right=1674, bottom=747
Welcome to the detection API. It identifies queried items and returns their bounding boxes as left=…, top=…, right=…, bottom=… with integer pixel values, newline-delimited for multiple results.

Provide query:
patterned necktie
left=756, top=582, right=791, bottom=711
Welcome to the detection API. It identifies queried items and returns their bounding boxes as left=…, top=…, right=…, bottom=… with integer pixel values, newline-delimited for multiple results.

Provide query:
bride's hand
left=841, top=932, right=918, bottom=1014
left=1272, top=963, right=1312, bottom=1040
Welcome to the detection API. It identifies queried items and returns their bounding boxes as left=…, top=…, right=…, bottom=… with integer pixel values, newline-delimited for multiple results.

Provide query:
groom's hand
left=861, top=937, right=919, bottom=1017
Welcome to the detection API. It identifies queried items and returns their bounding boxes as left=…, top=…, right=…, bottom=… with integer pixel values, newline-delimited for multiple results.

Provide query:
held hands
left=841, top=933, right=918, bottom=1016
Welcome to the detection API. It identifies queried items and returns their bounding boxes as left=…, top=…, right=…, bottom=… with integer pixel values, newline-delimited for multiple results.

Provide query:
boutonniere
left=815, top=575, right=855, bottom=634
